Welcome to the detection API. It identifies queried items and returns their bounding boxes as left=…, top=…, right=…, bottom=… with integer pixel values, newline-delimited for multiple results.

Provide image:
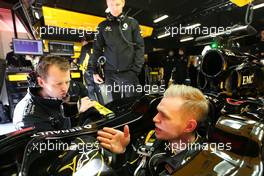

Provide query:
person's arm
left=97, top=125, right=130, bottom=154
left=78, top=97, right=95, bottom=113
left=77, top=45, right=89, bottom=65
left=130, top=19, right=145, bottom=74
left=92, top=24, right=105, bottom=84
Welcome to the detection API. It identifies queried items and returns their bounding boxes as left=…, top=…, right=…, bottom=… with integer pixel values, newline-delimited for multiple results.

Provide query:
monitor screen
left=12, top=38, right=43, bottom=55
left=48, top=42, right=74, bottom=56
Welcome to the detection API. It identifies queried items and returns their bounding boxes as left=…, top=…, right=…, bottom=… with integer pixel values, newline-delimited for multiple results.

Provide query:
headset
left=106, top=12, right=125, bottom=22
left=106, top=12, right=137, bottom=46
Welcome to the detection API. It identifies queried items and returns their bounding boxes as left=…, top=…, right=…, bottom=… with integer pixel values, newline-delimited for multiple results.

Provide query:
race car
left=0, top=91, right=263, bottom=176
left=1, top=49, right=264, bottom=176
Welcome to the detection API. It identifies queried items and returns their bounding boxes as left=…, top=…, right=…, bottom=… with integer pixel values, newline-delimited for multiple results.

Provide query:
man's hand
left=97, top=125, right=130, bottom=154
left=93, top=74, right=104, bottom=84
left=78, top=97, right=95, bottom=113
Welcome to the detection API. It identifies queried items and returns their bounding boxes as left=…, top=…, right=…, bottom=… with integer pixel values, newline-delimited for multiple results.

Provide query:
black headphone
left=106, top=12, right=125, bottom=22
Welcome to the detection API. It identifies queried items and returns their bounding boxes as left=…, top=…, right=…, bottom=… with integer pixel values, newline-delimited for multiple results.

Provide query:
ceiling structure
left=30, top=0, right=264, bottom=29
left=1, top=0, right=264, bottom=51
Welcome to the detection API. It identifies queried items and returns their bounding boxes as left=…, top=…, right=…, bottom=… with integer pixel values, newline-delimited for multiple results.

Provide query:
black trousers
left=84, top=70, right=104, bottom=104
left=104, top=71, right=140, bottom=102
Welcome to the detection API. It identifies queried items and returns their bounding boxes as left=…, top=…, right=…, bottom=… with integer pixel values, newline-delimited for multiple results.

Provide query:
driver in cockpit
left=97, top=84, right=209, bottom=175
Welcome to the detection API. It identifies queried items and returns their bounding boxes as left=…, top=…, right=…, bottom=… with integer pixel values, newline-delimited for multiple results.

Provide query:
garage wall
left=0, top=31, right=28, bottom=59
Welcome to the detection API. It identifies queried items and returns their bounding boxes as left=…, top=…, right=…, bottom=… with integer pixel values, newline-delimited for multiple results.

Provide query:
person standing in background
left=172, top=48, right=188, bottom=85
left=92, top=0, right=144, bottom=102
left=78, top=37, right=104, bottom=104
left=188, top=56, right=198, bottom=87
left=162, top=50, right=177, bottom=88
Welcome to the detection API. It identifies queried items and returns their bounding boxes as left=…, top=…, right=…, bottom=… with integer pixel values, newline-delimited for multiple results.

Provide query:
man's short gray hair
left=36, top=56, right=70, bottom=80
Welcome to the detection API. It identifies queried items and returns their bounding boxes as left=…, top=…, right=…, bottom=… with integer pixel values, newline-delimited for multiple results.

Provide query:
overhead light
left=183, top=23, right=201, bottom=30
left=31, top=6, right=42, bottom=20
left=231, top=25, right=248, bottom=32
left=154, top=15, right=169, bottom=23
left=252, top=3, right=264, bottom=9
left=157, top=32, right=171, bottom=39
left=33, top=10, right=40, bottom=19
left=153, top=48, right=165, bottom=52
left=180, top=37, right=194, bottom=42
left=210, top=41, right=219, bottom=48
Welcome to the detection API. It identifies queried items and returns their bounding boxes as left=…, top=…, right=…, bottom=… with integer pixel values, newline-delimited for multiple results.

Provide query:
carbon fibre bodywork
left=0, top=93, right=263, bottom=175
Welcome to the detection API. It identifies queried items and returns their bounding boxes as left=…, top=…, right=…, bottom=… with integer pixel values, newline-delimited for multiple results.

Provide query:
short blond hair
left=164, top=84, right=208, bottom=121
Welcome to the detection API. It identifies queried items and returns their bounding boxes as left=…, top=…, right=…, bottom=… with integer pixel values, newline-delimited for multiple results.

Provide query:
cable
left=133, top=156, right=146, bottom=176
left=245, top=3, right=254, bottom=25
left=118, top=21, right=137, bottom=46
left=117, top=11, right=137, bottom=46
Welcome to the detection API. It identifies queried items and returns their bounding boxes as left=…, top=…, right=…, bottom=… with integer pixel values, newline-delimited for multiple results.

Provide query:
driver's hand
left=97, top=125, right=130, bottom=154
left=93, top=74, right=104, bottom=84
left=78, top=97, right=95, bottom=113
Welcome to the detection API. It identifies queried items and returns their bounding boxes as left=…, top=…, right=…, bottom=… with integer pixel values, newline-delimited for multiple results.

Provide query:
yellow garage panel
left=230, top=0, right=253, bottom=7
left=71, top=72, right=81, bottom=79
left=140, top=26, right=153, bottom=38
left=42, top=6, right=153, bottom=37
left=8, top=74, right=28, bottom=81
left=43, top=6, right=105, bottom=30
